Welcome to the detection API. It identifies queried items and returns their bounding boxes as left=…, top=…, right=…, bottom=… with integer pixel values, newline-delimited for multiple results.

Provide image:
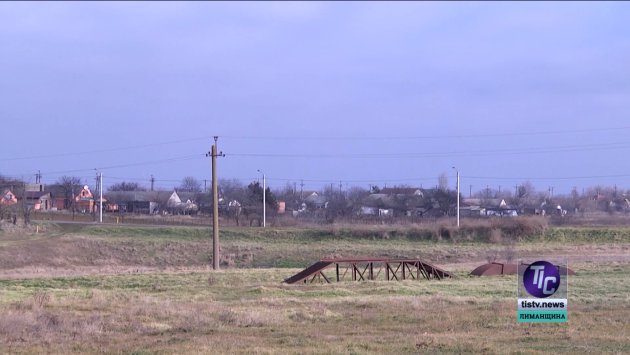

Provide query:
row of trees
left=109, top=177, right=202, bottom=192
left=4, top=171, right=630, bottom=218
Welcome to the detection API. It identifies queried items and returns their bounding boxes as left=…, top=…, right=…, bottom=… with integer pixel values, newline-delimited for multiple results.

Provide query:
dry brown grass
left=0, top=222, right=628, bottom=352
left=0, top=264, right=628, bottom=354
left=319, top=216, right=548, bottom=243
left=1, top=221, right=628, bottom=279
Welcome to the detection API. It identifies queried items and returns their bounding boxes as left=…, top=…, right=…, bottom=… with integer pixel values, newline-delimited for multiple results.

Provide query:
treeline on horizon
left=2, top=173, right=629, bottom=215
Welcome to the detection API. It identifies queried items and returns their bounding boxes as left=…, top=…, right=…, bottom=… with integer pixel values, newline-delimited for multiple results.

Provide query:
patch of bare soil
left=0, top=233, right=261, bottom=279
left=0, top=265, right=215, bottom=279
left=444, top=244, right=630, bottom=272
left=0, top=235, right=210, bottom=271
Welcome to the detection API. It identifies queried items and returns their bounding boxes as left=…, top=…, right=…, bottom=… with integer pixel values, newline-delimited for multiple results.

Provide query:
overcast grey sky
left=2, top=2, right=630, bottom=194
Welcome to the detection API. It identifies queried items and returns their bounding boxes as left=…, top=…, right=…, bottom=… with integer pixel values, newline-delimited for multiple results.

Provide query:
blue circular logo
left=522, top=261, right=560, bottom=298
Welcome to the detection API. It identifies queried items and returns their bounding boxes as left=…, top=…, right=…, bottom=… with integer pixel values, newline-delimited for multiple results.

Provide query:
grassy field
left=1, top=221, right=629, bottom=274
left=0, top=222, right=628, bottom=353
left=0, top=266, right=628, bottom=354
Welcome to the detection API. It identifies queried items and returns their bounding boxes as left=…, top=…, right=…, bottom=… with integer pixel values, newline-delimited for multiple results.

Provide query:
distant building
left=462, top=198, right=518, bottom=217
left=167, top=191, right=198, bottom=215
left=361, top=187, right=431, bottom=217
left=0, top=189, right=18, bottom=206
left=360, top=194, right=398, bottom=217
left=25, top=184, right=45, bottom=192
left=24, top=191, right=52, bottom=210
left=379, top=187, right=424, bottom=197
left=105, top=191, right=165, bottom=214
left=74, top=185, right=95, bottom=213
left=304, top=192, right=328, bottom=209
left=277, top=201, right=286, bottom=214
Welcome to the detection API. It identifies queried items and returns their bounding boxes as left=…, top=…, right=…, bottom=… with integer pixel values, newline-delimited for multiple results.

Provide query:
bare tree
left=20, top=182, right=32, bottom=226
left=56, top=176, right=82, bottom=210
left=179, top=176, right=202, bottom=193
left=517, top=181, right=535, bottom=199
left=273, top=182, right=300, bottom=211
left=109, top=181, right=146, bottom=191
left=219, top=178, right=246, bottom=203
left=571, top=187, right=579, bottom=200
left=438, top=173, right=449, bottom=191
left=347, top=186, right=370, bottom=203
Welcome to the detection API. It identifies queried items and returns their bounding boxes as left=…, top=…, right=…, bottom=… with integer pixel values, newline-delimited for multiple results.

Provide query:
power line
left=105, top=176, right=196, bottom=183
left=221, top=125, right=630, bottom=141
left=2, top=125, right=630, bottom=162
left=466, top=173, right=630, bottom=181
left=5, top=170, right=630, bottom=186
left=34, top=154, right=204, bottom=176
left=0, top=137, right=213, bottom=162
left=226, top=140, right=630, bottom=159
left=263, top=177, right=437, bottom=183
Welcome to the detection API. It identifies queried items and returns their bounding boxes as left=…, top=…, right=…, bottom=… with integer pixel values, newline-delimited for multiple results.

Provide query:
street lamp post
left=257, top=169, right=266, bottom=228
left=452, top=166, right=460, bottom=227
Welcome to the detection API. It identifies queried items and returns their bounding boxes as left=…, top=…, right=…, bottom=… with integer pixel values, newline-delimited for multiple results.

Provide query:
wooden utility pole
left=99, top=172, right=103, bottom=223
left=212, top=143, right=219, bottom=270
left=207, top=136, right=224, bottom=270
left=94, top=172, right=99, bottom=222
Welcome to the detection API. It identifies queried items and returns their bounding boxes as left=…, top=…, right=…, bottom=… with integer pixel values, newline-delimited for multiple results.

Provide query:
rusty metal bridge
left=284, top=258, right=454, bottom=284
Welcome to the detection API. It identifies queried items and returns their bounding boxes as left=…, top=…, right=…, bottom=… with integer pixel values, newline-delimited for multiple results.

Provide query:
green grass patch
left=50, top=223, right=630, bottom=245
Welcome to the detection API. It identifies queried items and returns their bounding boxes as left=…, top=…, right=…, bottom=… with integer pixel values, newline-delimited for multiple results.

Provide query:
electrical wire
left=2, top=125, right=630, bottom=162
left=25, top=154, right=205, bottom=176
left=0, top=137, right=214, bottom=162
left=226, top=140, right=630, bottom=159
left=221, top=126, right=630, bottom=140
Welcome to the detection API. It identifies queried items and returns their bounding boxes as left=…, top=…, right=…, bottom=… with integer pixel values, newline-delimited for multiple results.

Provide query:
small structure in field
left=284, top=258, right=453, bottom=284
left=471, top=262, right=576, bottom=276
left=470, top=262, right=518, bottom=276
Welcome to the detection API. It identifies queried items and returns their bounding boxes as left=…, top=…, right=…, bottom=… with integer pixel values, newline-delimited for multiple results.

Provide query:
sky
left=2, top=2, right=630, bottom=195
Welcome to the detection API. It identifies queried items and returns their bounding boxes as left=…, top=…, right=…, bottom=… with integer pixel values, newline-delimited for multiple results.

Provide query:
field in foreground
left=0, top=223, right=628, bottom=353
left=0, top=265, right=628, bottom=354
